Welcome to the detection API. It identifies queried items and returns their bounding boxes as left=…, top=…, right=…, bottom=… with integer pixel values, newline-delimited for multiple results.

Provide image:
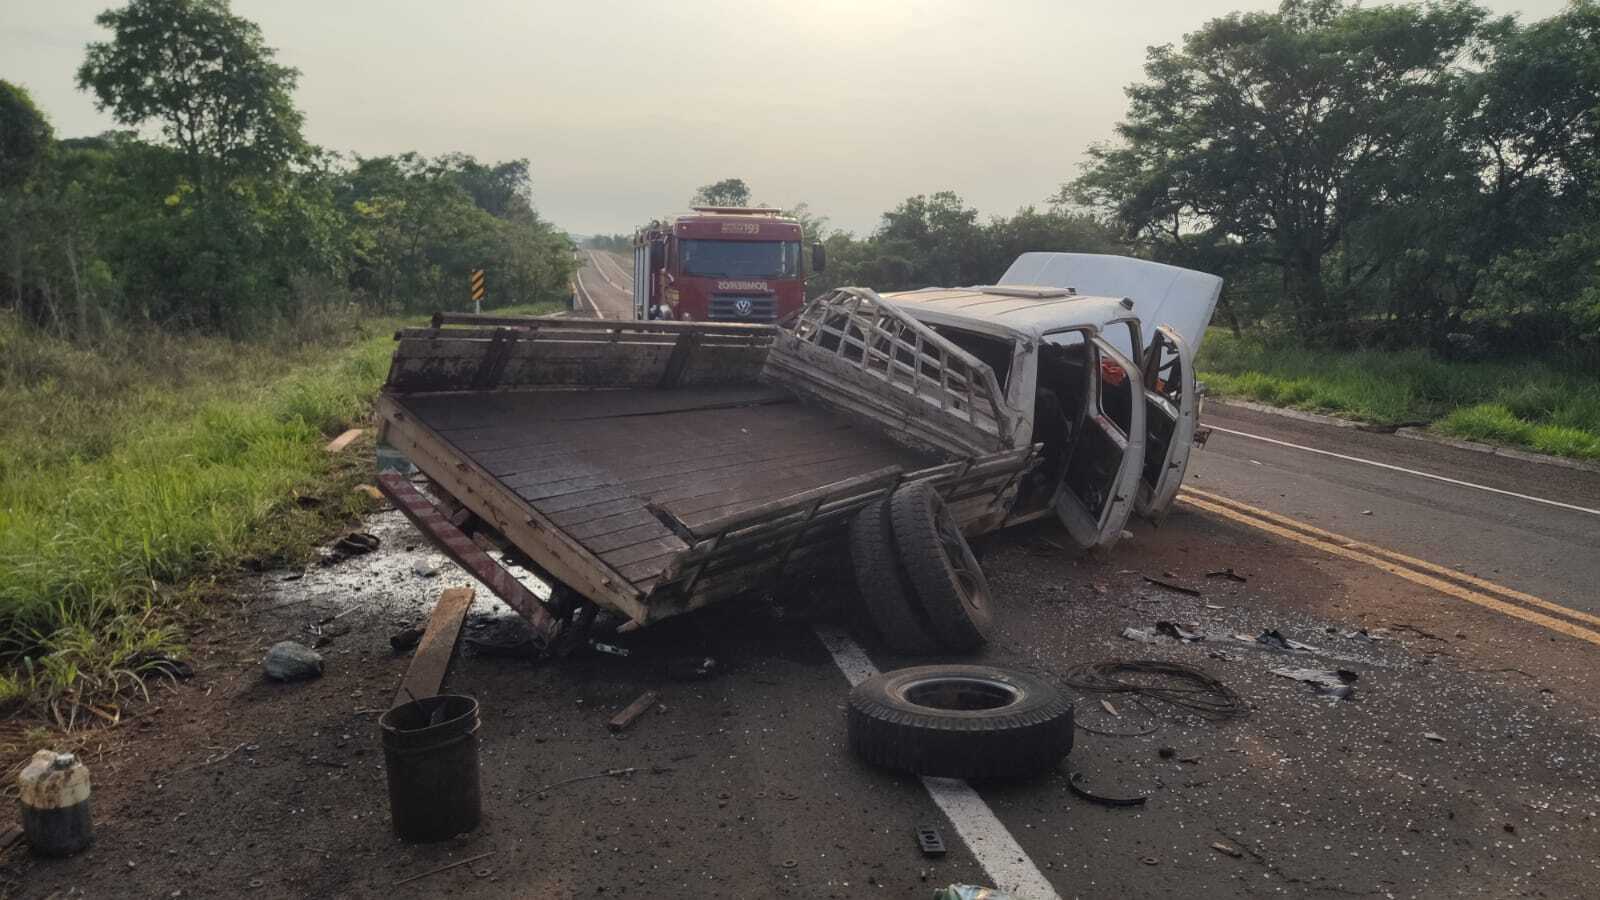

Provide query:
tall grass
left=0, top=310, right=406, bottom=711
left=1196, top=331, right=1600, bottom=460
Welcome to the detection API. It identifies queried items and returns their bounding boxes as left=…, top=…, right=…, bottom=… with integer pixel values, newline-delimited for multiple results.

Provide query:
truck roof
left=885, top=253, right=1222, bottom=352
left=884, top=286, right=1134, bottom=343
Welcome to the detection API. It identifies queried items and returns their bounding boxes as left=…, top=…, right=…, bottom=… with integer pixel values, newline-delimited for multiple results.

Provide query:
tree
left=77, top=0, right=306, bottom=185
left=1, top=82, right=55, bottom=314
left=691, top=177, right=751, bottom=207
left=0, top=81, right=53, bottom=190
left=1072, top=0, right=1488, bottom=331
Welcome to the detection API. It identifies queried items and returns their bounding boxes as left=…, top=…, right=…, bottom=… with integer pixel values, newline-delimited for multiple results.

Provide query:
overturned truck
left=376, top=253, right=1221, bottom=653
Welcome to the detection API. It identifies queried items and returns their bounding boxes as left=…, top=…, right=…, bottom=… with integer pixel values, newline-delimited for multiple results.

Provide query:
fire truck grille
left=708, top=295, right=776, bottom=322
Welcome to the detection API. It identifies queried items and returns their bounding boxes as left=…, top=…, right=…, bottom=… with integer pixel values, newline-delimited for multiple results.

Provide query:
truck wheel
left=889, top=482, right=993, bottom=650
left=848, top=498, right=941, bottom=654
left=847, top=665, right=1074, bottom=778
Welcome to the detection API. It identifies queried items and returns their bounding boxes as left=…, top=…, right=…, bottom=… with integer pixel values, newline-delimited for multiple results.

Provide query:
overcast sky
left=1, top=0, right=1573, bottom=236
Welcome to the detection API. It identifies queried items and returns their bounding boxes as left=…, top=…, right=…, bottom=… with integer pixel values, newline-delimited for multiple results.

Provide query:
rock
left=263, top=641, right=323, bottom=682
left=412, top=559, right=440, bottom=578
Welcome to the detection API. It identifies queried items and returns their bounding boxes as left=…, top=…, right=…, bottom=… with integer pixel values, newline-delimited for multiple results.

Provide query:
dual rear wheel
left=848, top=481, right=993, bottom=653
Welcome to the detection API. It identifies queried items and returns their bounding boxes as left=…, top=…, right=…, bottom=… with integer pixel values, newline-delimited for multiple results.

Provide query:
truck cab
left=633, top=207, right=823, bottom=324
left=879, top=253, right=1220, bottom=549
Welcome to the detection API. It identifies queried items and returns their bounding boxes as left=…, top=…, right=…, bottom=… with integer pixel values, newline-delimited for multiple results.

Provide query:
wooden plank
left=608, top=690, right=660, bottom=733
left=394, top=587, right=475, bottom=707
left=324, top=428, right=364, bottom=453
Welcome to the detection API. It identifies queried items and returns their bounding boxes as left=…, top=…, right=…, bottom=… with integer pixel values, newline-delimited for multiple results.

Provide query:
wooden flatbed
left=376, top=297, right=1037, bottom=638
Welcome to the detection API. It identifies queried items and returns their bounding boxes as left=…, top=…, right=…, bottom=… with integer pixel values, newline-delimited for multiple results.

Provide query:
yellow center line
left=1176, top=493, right=1600, bottom=649
left=1183, top=486, right=1600, bottom=632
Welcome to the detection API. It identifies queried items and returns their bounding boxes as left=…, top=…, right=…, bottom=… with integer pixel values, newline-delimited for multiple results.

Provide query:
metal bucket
left=379, top=695, right=481, bottom=842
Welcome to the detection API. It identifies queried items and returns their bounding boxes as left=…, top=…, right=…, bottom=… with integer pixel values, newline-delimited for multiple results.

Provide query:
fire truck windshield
left=679, top=239, right=800, bottom=278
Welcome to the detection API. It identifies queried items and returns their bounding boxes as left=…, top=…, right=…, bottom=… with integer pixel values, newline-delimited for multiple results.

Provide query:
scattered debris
left=1067, top=771, right=1148, bottom=808
left=263, top=641, right=323, bottom=682
left=1143, top=575, right=1201, bottom=597
left=1361, top=509, right=1374, bottom=516
left=1062, top=660, right=1249, bottom=721
left=1423, top=732, right=1447, bottom=743
left=392, top=851, right=496, bottom=887
left=1121, top=626, right=1159, bottom=643
left=389, top=626, right=424, bottom=653
left=1254, top=629, right=1319, bottom=652
left=324, top=428, right=365, bottom=454
left=411, top=558, right=440, bottom=578
left=1158, top=746, right=1176, bottom=759
left=590, top=641, right=630, bottom=657
left=934, top=886, right=1015, bottom=900
left=916, top=825, right=947, bottom=857
left=535, top=766, right=641, bottom=796
left=608, top=690, right=660, bottom=733
left=666, top=656, right=718, bottom=681
left=1270, top=666, right=1359, bottom=700
left=353, top=483, right=384, bottom=501
left=1156, top=621, right=1203, bottom=642
left=1100, top=699, right=1119, bottom=717
left=320, top=532, right=380, bottom=566
left=1211, top=841, right=1244, bottom=858
left=1205, top=568, right=1247, bottom=583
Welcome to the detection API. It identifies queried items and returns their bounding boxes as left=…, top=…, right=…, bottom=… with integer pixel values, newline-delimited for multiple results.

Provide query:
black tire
left=847, top=665, right=1074, bottom=778
left=889, top=481, right=994, bottom=650
left=848, top=498, right=941, bottom=653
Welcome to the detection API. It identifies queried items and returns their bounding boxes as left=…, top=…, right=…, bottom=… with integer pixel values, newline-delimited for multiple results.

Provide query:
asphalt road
left=1189, top=402, right=1600, bottom=615
left=575, top=249, right=634, bottom=319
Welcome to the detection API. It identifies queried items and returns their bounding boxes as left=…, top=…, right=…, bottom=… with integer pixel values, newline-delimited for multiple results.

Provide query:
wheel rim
left=897, top=676, right=1020, bottom=711
left=935, top=509, right=987, bottom=615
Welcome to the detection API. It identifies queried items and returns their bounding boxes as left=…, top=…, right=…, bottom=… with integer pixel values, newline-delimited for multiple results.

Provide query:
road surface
left=1188, top=402, right=1600, bottom=617
left=574, top=249, right=634, bottom=319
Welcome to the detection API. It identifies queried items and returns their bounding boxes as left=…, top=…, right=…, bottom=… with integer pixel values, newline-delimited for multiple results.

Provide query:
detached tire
left=847, top=665, right=1074, bottom=778
left=889, top=481, right=994, bottom=650
left=849, top=498, right=941, bottom=654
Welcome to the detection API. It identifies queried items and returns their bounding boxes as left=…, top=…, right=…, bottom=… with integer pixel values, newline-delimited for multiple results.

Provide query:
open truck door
left=1135, top=326, right=1195, bottom=521
left=1052, top=336, right=1145, bottom=550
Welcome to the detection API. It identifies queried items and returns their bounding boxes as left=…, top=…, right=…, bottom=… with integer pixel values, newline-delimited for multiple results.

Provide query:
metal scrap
left=1068, top=771, right=1148, bottom=807
left=1270, top=666, right=1359, bottom=700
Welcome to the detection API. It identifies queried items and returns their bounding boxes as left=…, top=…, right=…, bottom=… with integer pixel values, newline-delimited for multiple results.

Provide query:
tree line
left=1073, top=0, right=1599, bottom=356
left=736, top=1, right=1600, bottom=358
left=0, top=0, right=573, bottom=340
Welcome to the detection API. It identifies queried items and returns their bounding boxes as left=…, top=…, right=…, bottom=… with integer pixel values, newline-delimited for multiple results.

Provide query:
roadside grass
left=0, top=303, right=559, bottom=718
left=1196, top=330, right=1600, bottom=461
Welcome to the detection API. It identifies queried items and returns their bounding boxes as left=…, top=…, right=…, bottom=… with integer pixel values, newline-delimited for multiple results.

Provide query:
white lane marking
left=1208, top=424, right=1600, bottom=518
left=811, top=625, right=1062, bottom=900
left=572, top=267, right=604, bottom=318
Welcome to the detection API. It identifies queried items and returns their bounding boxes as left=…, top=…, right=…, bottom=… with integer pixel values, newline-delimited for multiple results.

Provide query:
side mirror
left=811, top=243, right=827, bottom=273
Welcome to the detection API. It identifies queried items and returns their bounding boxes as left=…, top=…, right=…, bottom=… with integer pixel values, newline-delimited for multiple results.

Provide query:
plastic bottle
left=18, top=750, right=94, bottom=857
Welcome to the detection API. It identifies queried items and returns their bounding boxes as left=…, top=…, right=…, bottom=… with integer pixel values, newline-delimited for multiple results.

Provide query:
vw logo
left=734, top=298, right=754, bottom=316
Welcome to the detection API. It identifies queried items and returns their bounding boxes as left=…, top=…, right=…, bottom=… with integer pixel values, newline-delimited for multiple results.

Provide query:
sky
left=1, top=0, right=1574, bottom=236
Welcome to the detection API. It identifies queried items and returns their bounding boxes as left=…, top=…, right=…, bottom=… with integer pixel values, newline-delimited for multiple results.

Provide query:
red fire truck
left=632, top=207, right=824, bottom=322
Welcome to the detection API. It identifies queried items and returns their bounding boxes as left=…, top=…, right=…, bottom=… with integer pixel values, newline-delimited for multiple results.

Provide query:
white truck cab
left=880, top=253, right=1221, bottom=550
